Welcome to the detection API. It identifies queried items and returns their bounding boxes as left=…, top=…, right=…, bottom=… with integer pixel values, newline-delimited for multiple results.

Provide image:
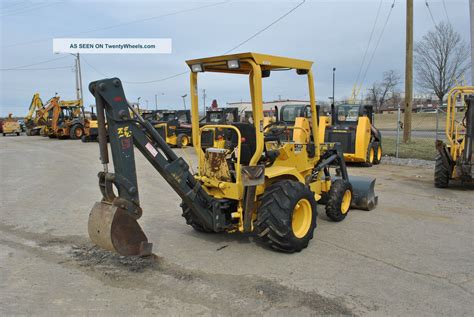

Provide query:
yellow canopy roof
left=185, top=52, right=313, bottom=74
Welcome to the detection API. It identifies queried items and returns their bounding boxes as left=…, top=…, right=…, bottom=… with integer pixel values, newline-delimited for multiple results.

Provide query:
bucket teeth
left=88, top=202, right=152, bottom=256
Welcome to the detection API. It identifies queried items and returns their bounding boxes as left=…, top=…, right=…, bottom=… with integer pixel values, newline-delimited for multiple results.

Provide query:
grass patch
left=374, top=112, right=465, bottom=131
left=382, top=136, right=437, bottom=160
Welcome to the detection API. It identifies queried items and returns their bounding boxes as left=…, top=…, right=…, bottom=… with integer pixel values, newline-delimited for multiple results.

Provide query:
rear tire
left=255, top=180, right=317, bottom=253
left=16, top=132, right=20, bottom=136
left=176, top=134, right=190, bottom=148
left=70, top=125, right=84, bottom=140
left=434, top=154, right=450, bottom=188
left=326, top=179, right=352, bottom=222
left=372, top=142, right=382, bottom=165
left=181, top=202, right=214, bottom=233
left=365, top=143, right=374, bottom=166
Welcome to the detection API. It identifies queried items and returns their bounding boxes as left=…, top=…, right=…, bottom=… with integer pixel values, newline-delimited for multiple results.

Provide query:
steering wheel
left=264, top=121, right=288, bottom=136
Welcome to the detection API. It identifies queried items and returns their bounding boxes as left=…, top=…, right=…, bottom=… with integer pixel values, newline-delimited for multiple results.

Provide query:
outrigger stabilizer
left=88, top=78, right=377, bottom=256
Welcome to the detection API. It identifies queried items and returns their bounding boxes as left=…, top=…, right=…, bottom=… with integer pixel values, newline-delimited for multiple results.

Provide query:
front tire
left=255, top=180, right=317, bottom=253
left=372, top=142, right=382, bottom=165
left=181, top=202, right=214, bottom=233
left=70, top=125, right=84, bottom=140
left=326, top=179, right=352, bottom=222
left=434, top=154, right=450, bottom=188
left=176, top=134, right=190, bottom=148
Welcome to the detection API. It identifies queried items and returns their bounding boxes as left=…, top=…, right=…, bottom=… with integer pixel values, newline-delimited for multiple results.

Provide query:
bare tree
left=414, top=22, right=470, bottom=107
left=367, top=70, right=401, bottom=112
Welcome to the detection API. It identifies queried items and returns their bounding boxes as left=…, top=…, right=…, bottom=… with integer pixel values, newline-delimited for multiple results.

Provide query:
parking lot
left=1, top=136, right=473, bottom=315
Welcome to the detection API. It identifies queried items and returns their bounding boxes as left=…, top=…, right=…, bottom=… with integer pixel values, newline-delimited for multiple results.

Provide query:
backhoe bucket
left=88, top=202, right=152, bottom=256
left=348, top=176, right=378, bottom=211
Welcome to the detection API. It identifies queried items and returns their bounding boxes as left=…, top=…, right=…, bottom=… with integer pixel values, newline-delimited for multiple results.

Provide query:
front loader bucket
left=348, top=176, right=378, bottom=211
left=88, top=202, right=153, bottom=256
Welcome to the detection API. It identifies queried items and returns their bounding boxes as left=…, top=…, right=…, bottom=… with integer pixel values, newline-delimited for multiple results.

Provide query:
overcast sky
left=0, top=0, right=471, bottom=115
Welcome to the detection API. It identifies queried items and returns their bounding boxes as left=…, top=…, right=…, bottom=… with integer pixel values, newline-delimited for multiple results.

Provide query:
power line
left=80, top=57, right=110, bottom=78
left=353, top=0, right=384, bottom=94
left=223, top=0, right=306, bottom=54
left=0, top=55, right=69, bottom=70
left=359, top=0, right=396, bottom=88
left=122, top=0, right=307, bottom=85
left=0, top=66, right=73, bottom=71
left=0, top=1, right=63, bottom=18
left=2, top=1, right=232, bottom=48
left=1, top=1, right=31, bottom=10
left=21, top=0, right=305, bottom=85
left=441, top=0, right=451, bottom=24
left=425, top=1, right=437, bottom=26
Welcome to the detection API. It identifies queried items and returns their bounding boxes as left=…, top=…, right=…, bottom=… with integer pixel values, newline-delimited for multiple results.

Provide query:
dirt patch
left=67, top=243, right=351, bottom=315
left=70, top=245, right=159, bottom=273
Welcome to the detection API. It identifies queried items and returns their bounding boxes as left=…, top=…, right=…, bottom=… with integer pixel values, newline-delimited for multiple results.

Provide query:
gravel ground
left=1, top=136, right=473, bottom=315
left=381, top=155, right=435, bottom=168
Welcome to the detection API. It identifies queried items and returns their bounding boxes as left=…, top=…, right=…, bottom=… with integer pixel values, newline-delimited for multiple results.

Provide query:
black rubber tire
left=181, top=202, right=214, bottom=233
left=255, top=180, right=317, bottom=253
left=372, top=142, right=382, bottom=165
left=365, top=143, right=374, bottom=167
left=326, top=179, right=353, bottom=222
left=2, top=133, right=5, bottom=136
left=70, top=125, right=84, bottom=140
left=176, top=134, right=189, bottom=148
left=16, top=132, right=20, bottom=136
left=434, top=154, right=450, bottom=188
left=48, top=134, right=55, bottom=139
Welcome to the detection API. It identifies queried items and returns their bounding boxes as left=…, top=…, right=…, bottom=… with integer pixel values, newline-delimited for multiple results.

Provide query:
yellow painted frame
left=187, top=52, right=319, bottom=201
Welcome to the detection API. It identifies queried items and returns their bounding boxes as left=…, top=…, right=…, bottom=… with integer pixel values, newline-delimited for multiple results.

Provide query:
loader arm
left=88, top=78, right=225, bottom=256
left=25, top=93, right=43, bottom=121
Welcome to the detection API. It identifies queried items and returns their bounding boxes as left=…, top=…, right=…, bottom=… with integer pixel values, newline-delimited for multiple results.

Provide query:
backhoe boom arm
left=88, top=79, right=224, bottom=256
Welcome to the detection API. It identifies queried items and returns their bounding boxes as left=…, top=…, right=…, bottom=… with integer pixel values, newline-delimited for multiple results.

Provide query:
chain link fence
left=375, top=108, right=450, bottom=160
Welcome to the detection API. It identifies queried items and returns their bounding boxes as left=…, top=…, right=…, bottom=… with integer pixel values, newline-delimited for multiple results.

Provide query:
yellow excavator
left=87, top=53, right=377, bottom=256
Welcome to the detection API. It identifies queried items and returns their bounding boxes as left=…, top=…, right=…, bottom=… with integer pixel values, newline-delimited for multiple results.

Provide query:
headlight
left=227, top=59, right=240, bottom=69
left=191, top=64, right=203, bottom=72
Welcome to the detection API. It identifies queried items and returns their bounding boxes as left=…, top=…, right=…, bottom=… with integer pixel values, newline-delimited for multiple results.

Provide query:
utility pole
left=332, top=67, right=336, bottom=106
left=202, top=89, right=207, bottom=116
left=181, top=94, right=187, bottom=110
left=155, top=94, right=158, bottom=110
left=73, top=53, right=83, bottom=105
left=403, top=0, right=413, bottom=143
left=470, top=0, right=474, bottom=85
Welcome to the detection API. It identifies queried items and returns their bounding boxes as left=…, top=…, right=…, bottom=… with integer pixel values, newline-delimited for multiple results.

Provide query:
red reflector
left=241, top=137, right=246, bottom=142
left=114, top=96, right=123, bottom=102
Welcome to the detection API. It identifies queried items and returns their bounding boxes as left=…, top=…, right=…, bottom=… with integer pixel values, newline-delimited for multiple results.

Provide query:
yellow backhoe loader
left=435, top=86, right=474, bottom=187
left=87, top=53, right=377, bottom=256
left=25, top=93, right=47, bottom=136
left=46, top=98, right=85, bottom=139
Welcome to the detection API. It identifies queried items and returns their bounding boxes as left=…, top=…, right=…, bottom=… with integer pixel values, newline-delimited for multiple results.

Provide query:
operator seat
left=231, top=122, right=256, bottom=165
